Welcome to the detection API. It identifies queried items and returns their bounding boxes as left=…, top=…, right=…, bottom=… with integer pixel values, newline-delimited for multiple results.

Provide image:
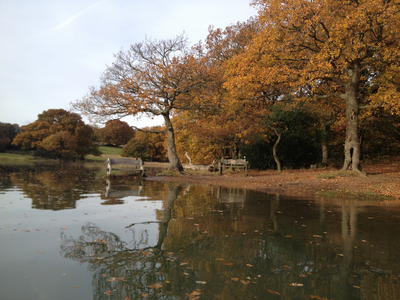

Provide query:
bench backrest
left=220, top=159, right=247, bottom=166
left=107, top=158, right=143, bottom=166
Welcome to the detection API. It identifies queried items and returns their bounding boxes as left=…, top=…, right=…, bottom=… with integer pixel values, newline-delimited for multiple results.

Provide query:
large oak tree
left=226, top=0, right=400, bottom=174
left=72, top=34, right=209, bottom=171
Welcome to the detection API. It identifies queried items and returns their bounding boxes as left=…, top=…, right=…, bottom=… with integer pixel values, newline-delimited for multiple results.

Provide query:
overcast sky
left=0, top=0, right=256, bottom=128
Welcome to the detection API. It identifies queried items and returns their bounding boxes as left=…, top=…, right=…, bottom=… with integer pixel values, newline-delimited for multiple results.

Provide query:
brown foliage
left=96, top=119, right=135, bottom=146
left=12, top=109, right=99, bottom=159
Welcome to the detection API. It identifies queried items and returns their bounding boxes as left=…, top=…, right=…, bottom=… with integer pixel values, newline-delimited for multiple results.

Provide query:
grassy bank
left=0, top=152, right=46, bottom=165
left=0, top=146, right=122, bottom=165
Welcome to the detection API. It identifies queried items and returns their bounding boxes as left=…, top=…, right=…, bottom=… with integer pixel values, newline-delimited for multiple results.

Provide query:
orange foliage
left=225, top=0, right=400, bottom=172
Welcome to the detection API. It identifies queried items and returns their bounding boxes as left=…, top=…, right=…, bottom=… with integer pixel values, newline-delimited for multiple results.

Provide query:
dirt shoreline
left=146, top=158, right=400, bottom=200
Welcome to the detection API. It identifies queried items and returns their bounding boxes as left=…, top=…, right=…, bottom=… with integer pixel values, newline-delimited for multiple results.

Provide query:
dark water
left=0, top=164, right=399, bottom=300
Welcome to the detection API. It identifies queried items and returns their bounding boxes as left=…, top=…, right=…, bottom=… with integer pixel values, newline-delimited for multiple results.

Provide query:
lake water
left=0, top=164, right=400, bottom=300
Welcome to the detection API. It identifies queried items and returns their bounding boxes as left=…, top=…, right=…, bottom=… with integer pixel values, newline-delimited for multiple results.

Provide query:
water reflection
left=60, top=183, right=400, bottom=299
left=1, top=165, right=400, bottom=299
left=1, top=164, right=104, bottom=210
left=60, top=184, right=182, bottom=299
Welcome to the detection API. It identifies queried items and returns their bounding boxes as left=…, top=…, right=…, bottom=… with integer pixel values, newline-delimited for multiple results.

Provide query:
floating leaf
left=141, top=294, right=148, bottom=297
left=107, top=277, right=118, bottom=282
left=231, top=278, right=239, bottom=281
left=223, top=262, right=234, bottom=266
left=195, top=281, right=206, bottom=284
left=310, top=295, right=328, bottom=300
left=61, top=227, right=68, bottom=230
left=290, top=283, right=303, bottom=287
left=191, top=290, right=202, bottom=296
left=73, top=286, right=79, bottom=288
left=268, top=290, right=280, bottom=295
left=149, top=284, right=162, bottom=289
left=313, top=235, right=322, bottom=238
left=284, top=235, right=292, bottom=238
left=241, top=280, right=250, bottom=285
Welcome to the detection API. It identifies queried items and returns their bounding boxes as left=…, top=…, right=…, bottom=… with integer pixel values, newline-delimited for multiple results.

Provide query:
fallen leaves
left=290, top=283, right=304, bottom=287
left=310, top=295, right=328, bottom=300
left=106, top=277, right=126, bottom=282
left=268, top=290, right=281, bottom=295
left=149, top=283, right=163, bottom=289
left=104, top=290, right=113, bottom=295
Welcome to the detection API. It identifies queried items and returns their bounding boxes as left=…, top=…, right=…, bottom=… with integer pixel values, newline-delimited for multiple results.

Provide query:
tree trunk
left=268, top=125, right=288, bottom=173
left=163, top=114, right=184, bottom=172
left=321, top=142, right=329, bottom=166
left=321, top=112, right=336, bottom=166
left=272, top=134, right=282, bottom=173
left=340, top=65, right=365, bottom=176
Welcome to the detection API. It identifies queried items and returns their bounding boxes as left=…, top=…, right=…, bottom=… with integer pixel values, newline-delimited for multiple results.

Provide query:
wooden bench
left=218, top=159, right=248, bottom=176
left=105, top=158, right=144, bottom=176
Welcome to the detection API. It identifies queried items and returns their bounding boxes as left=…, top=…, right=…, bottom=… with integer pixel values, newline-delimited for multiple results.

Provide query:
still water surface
left=0, top=164, right=399, bottom=300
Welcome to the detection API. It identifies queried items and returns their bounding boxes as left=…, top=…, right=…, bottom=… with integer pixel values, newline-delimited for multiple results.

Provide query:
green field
left=98, top=146, right=122, bottom=156
left=0, top=146, right=122, bottom=165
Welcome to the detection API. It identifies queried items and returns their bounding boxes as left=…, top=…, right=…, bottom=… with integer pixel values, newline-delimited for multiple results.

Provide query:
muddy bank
left=146, top=158, right=400, bottom=200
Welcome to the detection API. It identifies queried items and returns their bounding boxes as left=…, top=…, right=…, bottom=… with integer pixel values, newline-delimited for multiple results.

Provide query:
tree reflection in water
left=60, top=184, right=183, bottom=299
left=59, top=182, right=400, bottom=300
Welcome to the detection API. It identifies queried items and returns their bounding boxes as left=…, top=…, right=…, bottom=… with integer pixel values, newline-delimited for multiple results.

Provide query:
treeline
left=4, top=1, right=400, bottom=170
left=71, top=0, right=400, bottom=172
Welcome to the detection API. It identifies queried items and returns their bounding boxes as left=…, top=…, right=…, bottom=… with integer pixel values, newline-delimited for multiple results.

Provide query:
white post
left=107, top=158, right=112, bottom=176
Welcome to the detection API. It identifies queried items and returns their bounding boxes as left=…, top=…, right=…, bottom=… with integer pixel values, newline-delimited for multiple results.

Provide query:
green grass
left=0, top=152, right=46, bottom=165
left=98, top=146, right=122, bottom=156
left=84, top=146, right=123, bottom=162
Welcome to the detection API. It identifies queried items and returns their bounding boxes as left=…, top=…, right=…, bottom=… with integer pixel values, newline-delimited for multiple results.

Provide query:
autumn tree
left=172, top=19, right=266, bottom=164
left=96, top=119, right=135, bottom=146
left=226, top=0, right=400, bottom=175
left=12, top=109, right=100, bottom=159
left=72, top=34, right=211, bottom=171
left=121, top=126, right=167, bottom=161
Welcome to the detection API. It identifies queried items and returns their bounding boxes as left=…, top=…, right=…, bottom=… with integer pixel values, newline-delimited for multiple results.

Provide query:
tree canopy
left=95, top=119, right=135, bottom=146
left=225, top=0, right=400, bottom=174
left=68, top=1, right=399, bottom=171
left=72, top=34, right=212, bottom=171
left=12, top=109, right=100, bottom=159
